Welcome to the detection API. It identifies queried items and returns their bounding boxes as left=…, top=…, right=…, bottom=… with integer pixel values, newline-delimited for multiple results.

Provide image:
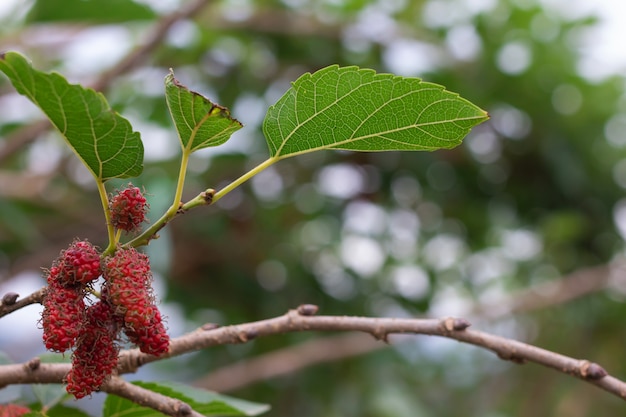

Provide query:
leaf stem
left=124, top=150, right=191, bottom=249
left=211, top=157, right=278, bottom=204
left=125, top=156, right=276, bottom=248
left=97, top=180, right=117, bottom=255
left=173, top=148, right=191, bottom=211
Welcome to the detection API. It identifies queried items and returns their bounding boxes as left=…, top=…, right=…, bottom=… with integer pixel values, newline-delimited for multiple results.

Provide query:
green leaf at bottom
left=103, top=381, right=269, bottom=417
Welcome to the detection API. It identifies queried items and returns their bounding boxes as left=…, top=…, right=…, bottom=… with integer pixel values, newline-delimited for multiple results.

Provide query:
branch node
left=177, top=402, right=193, bottom=416
left=237, top=328, right=258, bottom=343
left=452, top=318, right=471, bottom=331
left=579, top=360, right=608, bottom=380
left=201, top=323, right=220, bottom=331
left=203, top=189, right=215, bottom=204
left=25, top=357, right=41, bottom=371
left=1, top=292, right=19, bottom=306
left=442, top=317, right=471, bottom=332
left=371, top=328, right=389, bottom=343
left=496, top=351, right=527, bottom=364
left=297, top=304, right=319, bottom=316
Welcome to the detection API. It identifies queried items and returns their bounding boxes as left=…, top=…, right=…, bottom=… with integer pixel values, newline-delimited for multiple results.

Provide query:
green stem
left=125, top=156, right=277, bottom=248
left=125, top=150, right=191, bottom=249
left=172, top=148, right=190, bottom=210
left=97, top=180, right=117, bottom=255
left=211, top=157, right=278, bottom=204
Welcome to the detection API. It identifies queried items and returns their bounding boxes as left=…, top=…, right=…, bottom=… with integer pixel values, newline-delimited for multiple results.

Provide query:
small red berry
left=0, top=404, right=31, bottom=417
left=41, top=279, right=85, bottom=352
left=109, top=185, right=148, bottom=232
left=66, top=300, right=120, bottom=399
left=58, top=240, right=101, bottom=286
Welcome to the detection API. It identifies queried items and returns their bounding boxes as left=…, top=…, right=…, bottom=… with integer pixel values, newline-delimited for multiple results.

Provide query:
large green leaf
left=165, top=71, right=243, bottom=154
left=40, top=405, right=91, bottom=417
left=262, top=65, right=489, bottom=159
left=0, top=52, right=143, bottom=182
left=102, top=381, right=269, bottom=417
left=26, top=0, right=156, bottom=23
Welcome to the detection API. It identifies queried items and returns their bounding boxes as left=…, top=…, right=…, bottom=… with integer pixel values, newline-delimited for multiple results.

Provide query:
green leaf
left=44, top=404, right=91, bottom=417
left=262, top=65, right=489, bottom=159
left=165, top=70, right=243, bottom=154
left=27, top=0, right=156, bottom=23
left=0, top=52, right=143, bottom=182
left=102, top=381, right=269, bottom=417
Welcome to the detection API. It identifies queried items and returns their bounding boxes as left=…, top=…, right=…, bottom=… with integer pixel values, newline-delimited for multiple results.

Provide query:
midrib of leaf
left=8, top=63, right=110, bottom=181
left=186, top=111, right=211, bottom=153
left=272, top=80, right=484, bottom=158
left=172, top=83, right=196, bottom=152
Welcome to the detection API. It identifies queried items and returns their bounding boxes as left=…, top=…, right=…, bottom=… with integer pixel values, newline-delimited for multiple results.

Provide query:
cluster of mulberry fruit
left=41, top=185, right=169, bottom=399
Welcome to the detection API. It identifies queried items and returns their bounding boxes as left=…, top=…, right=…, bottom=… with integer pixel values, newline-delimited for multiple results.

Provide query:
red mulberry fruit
left=66, top=300, right=120, bottom=399
left=0, top=404, right=31, bottom=417
left=104, top=248, right=153, bottom=311
left=41, top=279, right=85, bottom=352
left=58, top=240, right=101, bottom=286
left=124, top=304, right=169, bottom=356
left=104, top=248, right=169, bottom=356
left=109, top=185, right=148, bottom=232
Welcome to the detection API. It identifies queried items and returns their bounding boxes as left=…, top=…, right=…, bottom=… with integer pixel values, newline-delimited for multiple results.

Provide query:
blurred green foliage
left=1, top=0, right=626, bottom=416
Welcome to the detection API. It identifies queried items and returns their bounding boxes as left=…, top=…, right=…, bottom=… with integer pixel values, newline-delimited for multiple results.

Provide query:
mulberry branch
left=2, top=308, right=625, bottom=402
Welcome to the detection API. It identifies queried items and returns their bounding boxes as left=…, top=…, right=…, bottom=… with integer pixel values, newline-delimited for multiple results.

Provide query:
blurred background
left=1, top=0, right=626, bottom=415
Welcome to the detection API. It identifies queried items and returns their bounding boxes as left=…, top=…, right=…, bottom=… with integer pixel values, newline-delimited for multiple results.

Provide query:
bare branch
left=0, top=0, right=212, bottom=163
left=102, top=376, right=201, bottom=417
left=0, top=358, right=68, bottom=386
left=120, top=310, right=626, bottom=400
left=0, top=287, right=45, bottom=318
left=2, top=308, right=625, bottom=402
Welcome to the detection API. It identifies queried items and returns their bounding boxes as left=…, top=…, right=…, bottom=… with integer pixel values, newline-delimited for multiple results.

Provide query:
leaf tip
left=0, top=51, right=25, bottom=63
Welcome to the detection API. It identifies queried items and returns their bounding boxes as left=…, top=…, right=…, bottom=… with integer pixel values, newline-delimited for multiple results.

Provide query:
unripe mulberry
left=66, top=300, right=120, bottom=399
left=109, top=185, right=148, bottom=232
left=41, top=278, right=85, bottom=352
left=58, top=240, right=101, bottom=286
